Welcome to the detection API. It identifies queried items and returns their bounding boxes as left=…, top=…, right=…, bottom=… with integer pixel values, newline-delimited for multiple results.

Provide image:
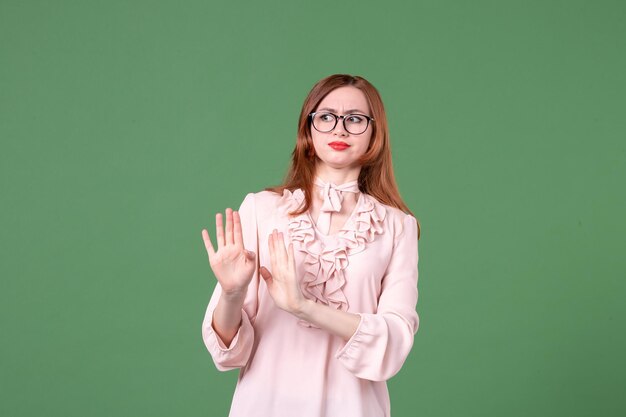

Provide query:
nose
left=333, top=115, right=349, bottom=136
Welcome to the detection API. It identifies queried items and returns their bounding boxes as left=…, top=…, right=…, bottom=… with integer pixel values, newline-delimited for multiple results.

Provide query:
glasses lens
left=312, top=113, right=336, bottom=132
left=345, top=114, right=368, bottom=135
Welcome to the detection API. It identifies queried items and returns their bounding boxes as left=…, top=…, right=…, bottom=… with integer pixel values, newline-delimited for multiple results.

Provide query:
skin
left=309, top=86, right=373, bottom=234
left=310, top=86, right=373, bottom=184
left=201, top=86, right=374, bottom=347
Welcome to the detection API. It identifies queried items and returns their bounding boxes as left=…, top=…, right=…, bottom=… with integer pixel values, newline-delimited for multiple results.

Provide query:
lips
left=329, top=141, right=350, bottom=150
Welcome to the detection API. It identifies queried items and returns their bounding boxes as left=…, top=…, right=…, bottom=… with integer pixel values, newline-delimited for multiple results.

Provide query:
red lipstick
left=329, top=141, right=350, bottom=150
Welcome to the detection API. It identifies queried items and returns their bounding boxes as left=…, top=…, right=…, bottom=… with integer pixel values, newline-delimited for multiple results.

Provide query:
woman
left=201, top=74, right=421, bottom=417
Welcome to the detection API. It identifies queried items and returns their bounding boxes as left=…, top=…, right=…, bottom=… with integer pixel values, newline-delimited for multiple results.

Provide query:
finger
left=201, top=229, right=216, bottom=258
left=225, top=208, right=234, bottom=246
left=287, top=241, right=294, bottom=267
left=233, top=210, right=244, bottom=249
left=215, top=212, right=225, bottom=250
left=259, top=266, right=272, bottom=283
left=274, top=230, right=287, bottom=275
left=274, top=229, right=284, bottom=258
left=275, top=231, right=287, bottom=265
left=268, top=231, right=278, bottom=274
left=287, top=242, right=298, bottom=276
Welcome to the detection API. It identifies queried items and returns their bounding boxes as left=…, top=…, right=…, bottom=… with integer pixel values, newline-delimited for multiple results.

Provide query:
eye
left=319, top=113, right=335, bottom=122
left=347, top=115, right=365, bottom=123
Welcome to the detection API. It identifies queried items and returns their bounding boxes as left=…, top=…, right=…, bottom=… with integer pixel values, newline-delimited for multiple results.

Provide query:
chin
left=318, top=159, right=358, bottom=170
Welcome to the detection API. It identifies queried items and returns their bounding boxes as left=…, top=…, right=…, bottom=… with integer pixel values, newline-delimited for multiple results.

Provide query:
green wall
left=1, top=1, right=624, bottom=416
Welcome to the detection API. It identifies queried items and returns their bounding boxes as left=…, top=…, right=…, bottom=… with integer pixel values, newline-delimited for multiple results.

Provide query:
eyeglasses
left=309, top=112, right=375, bottom=135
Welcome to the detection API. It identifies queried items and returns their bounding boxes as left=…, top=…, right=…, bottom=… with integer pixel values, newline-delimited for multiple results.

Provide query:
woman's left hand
left=260, top=229, right=307, bottom=314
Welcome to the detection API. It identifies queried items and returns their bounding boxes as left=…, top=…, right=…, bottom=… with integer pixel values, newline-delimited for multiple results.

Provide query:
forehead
left=316, top=86, right=370, bottom=112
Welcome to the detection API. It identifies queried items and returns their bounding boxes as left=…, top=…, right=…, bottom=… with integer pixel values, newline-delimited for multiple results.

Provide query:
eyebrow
left=317, top=107, right=369, bottom=114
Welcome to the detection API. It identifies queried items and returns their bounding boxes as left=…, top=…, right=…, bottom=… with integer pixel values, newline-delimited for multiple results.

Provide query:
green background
left=1, top=0, right=624, bottom=416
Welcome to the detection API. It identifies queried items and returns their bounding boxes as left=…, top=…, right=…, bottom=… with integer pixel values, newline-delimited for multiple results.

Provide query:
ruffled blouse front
left=277, top=187, right=387, bottom=326
left=202, top=187, right=420, bottom=417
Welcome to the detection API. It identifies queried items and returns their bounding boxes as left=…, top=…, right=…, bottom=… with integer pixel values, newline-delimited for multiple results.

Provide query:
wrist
left=221, top=288, right=247, bottom=304
left=291, top=298, right=315, bottom=320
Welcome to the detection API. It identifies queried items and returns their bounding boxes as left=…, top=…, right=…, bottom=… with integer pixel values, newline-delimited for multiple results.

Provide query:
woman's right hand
left=202, top=208, right=257, bottom=298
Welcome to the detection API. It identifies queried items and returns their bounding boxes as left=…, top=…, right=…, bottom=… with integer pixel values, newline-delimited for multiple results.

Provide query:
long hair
left=265, top=74, right=421, bottom=239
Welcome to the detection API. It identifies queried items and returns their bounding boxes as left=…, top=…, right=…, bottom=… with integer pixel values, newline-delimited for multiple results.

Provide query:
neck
left=314, top=164, right=361, bottom=186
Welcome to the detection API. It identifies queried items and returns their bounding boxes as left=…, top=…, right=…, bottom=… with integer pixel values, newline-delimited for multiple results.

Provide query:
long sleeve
left=335, top=214, right=420, bottom=381
left=201, top=192, right=260, bottom=371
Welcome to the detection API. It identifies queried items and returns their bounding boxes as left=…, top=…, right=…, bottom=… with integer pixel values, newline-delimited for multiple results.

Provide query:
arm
left=334, top=214, right=420, bottom=381
left=262, top=214, right=420, bottom=381
left=201, top=192, right=260, bottom=371
left=211, top=290, right=246, bottom=348
left=259, top=229, right=359, bottom=341
left=293, top=300, right=361, bottom=342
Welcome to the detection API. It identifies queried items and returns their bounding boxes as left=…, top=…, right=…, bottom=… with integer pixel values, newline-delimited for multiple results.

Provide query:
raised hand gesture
left=201, top=208, right=256, bottom=298
left=260, top=229, right=306, bottom=314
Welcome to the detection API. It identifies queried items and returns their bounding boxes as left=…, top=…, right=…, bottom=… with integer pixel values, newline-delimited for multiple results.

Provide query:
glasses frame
left=308, top=111, right=375, bottom=135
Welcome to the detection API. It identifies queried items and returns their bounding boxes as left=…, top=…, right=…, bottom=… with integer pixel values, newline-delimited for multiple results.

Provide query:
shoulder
left=253, top=189, right=284, bottom=201
left=364, top=193, right=409, bottom=222
left=364, top=194, right=417, bottom=242
left=237, top=189, right=285, bottom=215
left=242, top=189, right=284, bottom=206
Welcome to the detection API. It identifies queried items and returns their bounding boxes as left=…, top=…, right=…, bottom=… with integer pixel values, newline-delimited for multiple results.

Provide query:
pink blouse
left=202, top=186, right=420, bottom=417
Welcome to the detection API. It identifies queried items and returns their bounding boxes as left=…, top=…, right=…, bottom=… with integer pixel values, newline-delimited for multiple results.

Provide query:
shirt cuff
left=335, top=312, right=366, bottom=360
left=206, top=308, right=252, bottom=354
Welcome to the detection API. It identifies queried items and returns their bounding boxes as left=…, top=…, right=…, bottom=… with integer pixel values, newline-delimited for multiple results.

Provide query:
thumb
left=244, top=250, right=256, bottom=260
left=259, top=266, right=272, bottom=282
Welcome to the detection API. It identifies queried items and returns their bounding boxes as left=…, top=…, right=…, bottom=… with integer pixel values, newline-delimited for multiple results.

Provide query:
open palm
left=259, top=229, right=305, bottom=313
left=201, top=208, right=256, bottom=296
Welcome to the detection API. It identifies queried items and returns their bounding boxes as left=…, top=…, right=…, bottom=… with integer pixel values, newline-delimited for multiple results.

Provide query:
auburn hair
left=265, top=74, right=421, bottom=239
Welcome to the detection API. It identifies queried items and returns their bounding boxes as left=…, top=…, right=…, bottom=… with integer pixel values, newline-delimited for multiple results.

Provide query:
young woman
left=201, top=74, right=421, bottom=417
